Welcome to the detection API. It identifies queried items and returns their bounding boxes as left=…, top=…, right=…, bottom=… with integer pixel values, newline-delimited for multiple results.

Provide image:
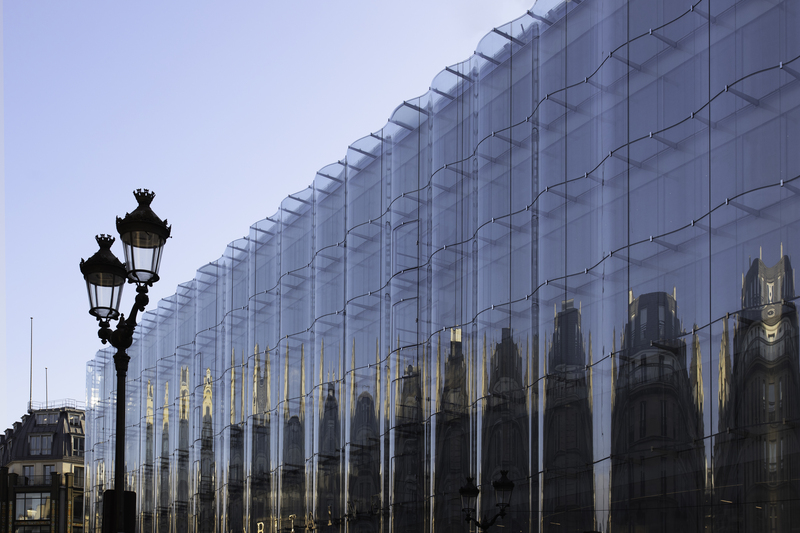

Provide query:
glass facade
left=84, top=0, right=800, bottom=531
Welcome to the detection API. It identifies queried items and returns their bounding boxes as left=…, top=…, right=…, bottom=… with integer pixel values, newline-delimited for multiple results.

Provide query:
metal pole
left=45, top=367, right=48, bottom=408
left=114, top=349, right=130, bottom=533
left=30, top=317, right=33, bottom=411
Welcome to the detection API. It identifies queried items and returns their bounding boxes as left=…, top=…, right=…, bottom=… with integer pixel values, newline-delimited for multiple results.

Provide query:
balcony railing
left=28, top=399, right=86, bottom=411
left=18, top=475, right=55, bottom=486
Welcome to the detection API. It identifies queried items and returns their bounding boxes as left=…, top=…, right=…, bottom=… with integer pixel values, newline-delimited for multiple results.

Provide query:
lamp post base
left=102, top=489, right=136, bottom=533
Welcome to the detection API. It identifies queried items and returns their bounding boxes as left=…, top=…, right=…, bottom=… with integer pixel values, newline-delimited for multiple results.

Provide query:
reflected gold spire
left=265, top=345, right=271, bottom=418
left=203, top=368, right=213, bottom=419
left=163, top=382, right=169, bottom=428
left=376, top=338, right=380, bottom=419
left=525, top=336, right=530, bottom=413
left=467, top=334, right=472, bottom=403
left=319, top=338, right=324, bottom=422
left=589, top=332, right=594, bottom=413
left=180, top=366, right=189, bottom=421
left=240, top=350, right=245, bottom=424
left=394, top=347, right=400, bottom=417
left=482, top=333, right=488, bottom=414
left=147, top=379, right=154, bottom=426
left=284, top=343, right=290, bottom=421
left=436, top=334, right=442, bottom=408
left=610, top=328, right=617, bottom=410
left=253, top=344, right=260, bottom=416
left=350, top=338, right=356, bottom=418
left=718, top=317, right=731, bottom=421
left=231, top=347, right=236, bottom=426
left=385, top=350, right=390, bottom=423
left=690, top=327, right=704, bottom=420
left=300, top=344, right=306, bottom=424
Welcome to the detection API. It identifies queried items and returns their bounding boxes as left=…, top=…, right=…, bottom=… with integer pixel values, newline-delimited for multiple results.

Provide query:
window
left=73, top=494, right=84, bottom=523
left=23, top=465, right=34, bottom=484
left=15, top=492, right=51, bottom=520
left=73, top=436, right=85, bottom=456
left=43, top=465, right=55, bottom=480
left=35, top=413, right=55, bottom=425
left=69, top=413, right=83, bottom=427
left=29, top=434, right=52, bottom=456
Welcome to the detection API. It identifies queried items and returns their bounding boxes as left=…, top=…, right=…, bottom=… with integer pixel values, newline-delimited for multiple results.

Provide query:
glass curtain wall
left=85, top=0, right=800, bottom=532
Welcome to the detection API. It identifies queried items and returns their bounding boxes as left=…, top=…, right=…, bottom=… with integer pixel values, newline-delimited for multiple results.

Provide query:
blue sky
left=2, top=0, right=560, bottom=429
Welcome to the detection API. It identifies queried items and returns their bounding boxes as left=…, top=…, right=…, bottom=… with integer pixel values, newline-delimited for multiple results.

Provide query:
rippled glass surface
left=85, top=1, right=800, bottom=531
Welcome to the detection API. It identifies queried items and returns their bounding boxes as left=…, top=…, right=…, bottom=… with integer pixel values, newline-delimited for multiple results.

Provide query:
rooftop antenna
left=45, top=367, right=49, bottom=408
left=29, top=317, right=33, bottom=412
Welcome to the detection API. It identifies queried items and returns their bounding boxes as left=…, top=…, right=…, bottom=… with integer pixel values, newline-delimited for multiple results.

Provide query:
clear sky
left=3, top=0, right=562, bottom=430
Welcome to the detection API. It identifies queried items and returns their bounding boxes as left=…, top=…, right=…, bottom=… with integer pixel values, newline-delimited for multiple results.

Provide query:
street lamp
left=459, top=470, right=515, bottom=531
left=80, top=189, right=170, bottom=533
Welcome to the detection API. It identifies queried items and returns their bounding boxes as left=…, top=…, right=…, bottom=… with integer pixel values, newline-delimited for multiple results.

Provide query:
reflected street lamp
left=459, top=470, right=515, bottom=531
left=80, top=189, right=170, bottom=533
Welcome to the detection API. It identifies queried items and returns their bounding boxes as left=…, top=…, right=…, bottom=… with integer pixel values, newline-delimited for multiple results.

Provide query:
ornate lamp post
left=80, top=189, right=171, bottom=533
left=459, top=470, right=515, bottom=531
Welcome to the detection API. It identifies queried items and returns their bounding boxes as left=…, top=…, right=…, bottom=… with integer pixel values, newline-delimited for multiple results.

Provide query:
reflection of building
left=481, top=328, right=530, bottom=532
left=198, top=369, right=215, bottom=533
left=316, top=380, right=340, bottom=532
left=610, top=292, right=705, bottom=533
left=228, top=350, right=244, bottom=533
left=393, top=364, right=423, bottom=533
left=348, top=392, right=380, bottom=533
left=434, top=330, right=469, bottom=532
left=251, top=347, right=272, bottom=533
left=157, top=383, right=171, bottom=533
left=715, top=255, right=800, bottom=532
left=348, top=341, right=380, bottom=533
left=142, top=381, right=155, bottom=533
left=543, top=301, right=595, bottom=532
left=175, top=367, right=190, bottom=533
left=281, top=349, right=306, bottom=530
left=0, top=403, right=86, bottom=533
